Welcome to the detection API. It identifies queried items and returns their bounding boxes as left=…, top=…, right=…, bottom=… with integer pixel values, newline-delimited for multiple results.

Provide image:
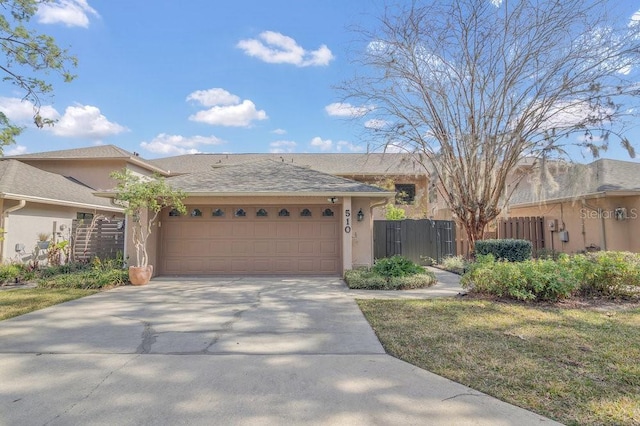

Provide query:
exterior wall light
left=357, top=208, right=364, bottom=222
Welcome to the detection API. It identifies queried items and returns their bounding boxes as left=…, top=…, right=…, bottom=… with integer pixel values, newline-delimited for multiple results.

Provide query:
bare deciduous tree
left=344, top=0, right=640, bottom=250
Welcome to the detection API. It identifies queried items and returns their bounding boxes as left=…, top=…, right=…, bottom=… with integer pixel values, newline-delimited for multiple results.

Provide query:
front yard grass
left=358, top=298, right=640, bottom=426
left=0, top=288, right=98, bottom=321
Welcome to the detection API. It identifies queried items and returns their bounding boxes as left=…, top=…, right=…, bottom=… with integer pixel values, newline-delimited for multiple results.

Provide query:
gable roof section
left=509, top=159, right=640, bottom=206
left=0, top=160, right=122, bottom=211
left=5, top=144, right=168, bottom=175
left=150, top=152, right=428, bottom=176
left=165, top=160, right=393, bottom=197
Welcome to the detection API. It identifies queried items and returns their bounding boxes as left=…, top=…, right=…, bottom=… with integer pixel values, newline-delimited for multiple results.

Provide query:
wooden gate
left=71, top=219, right=125, bottom=262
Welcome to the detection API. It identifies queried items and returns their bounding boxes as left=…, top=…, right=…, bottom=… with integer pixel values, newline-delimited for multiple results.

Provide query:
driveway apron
left=0, top=277, right=561, bottom=425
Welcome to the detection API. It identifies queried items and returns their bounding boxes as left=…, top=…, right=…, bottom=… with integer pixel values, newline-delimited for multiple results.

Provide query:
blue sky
left=1, top=0, right=640, bottom=162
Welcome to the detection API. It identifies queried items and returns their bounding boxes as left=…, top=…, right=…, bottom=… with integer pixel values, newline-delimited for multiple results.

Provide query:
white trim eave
left=0, top=193, right=124, bottom=212
left=509, top=190, right=640, bottom=209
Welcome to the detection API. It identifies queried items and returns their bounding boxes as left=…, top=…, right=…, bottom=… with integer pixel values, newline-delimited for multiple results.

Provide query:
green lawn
left=358, top=298, right=640, bottom=426
left=0, top=288, right=98, bottom=321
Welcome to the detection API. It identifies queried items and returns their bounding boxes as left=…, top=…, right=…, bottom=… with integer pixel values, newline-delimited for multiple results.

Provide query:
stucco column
left=342, top=197, right=353, bottom=274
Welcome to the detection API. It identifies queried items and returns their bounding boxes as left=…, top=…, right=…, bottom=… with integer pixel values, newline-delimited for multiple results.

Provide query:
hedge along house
left=118, top=160, right=394, bottom=276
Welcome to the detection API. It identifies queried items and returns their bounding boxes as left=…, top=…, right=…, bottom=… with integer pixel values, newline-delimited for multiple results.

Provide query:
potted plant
left=110, top=169, right=186, bottom=285
left=37, top=233, right=50, bottom=250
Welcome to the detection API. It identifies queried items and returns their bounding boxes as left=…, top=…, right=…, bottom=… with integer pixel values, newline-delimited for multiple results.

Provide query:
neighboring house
left=503, top=159, right=640, bottom=254
left=1, top=145, right=165, bottom=264
left=0, top=159, right=123, bottom=263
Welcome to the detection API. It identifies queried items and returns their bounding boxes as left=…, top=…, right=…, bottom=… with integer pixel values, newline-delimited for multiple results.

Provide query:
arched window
left=256, top=208, right=268, bottom=217
left=169, top=208, right=181, bottom=217
left=190, top=208, right=203, bottom=217
left=300, top=208, right=312, bottom=217
left=278, top=208, right=290, bottom=217
left=235, top=208, right=246, bottom=217
left=322, top=208, right=334, bottom=217
left=212, top=208, right=225, bottom=217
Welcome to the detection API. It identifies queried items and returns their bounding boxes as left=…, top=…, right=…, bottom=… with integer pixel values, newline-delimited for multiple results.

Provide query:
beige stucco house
left=0, top=145, right=166, bottom=264
left=503, top=159, right=640, bottom=254
left=4, top=145, right=436, bottom=276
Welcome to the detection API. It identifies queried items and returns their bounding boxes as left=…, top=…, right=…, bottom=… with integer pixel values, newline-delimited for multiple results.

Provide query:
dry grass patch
left=358, top=299, right=640, bottom=426
left=0, top=288, right=97, bottom=321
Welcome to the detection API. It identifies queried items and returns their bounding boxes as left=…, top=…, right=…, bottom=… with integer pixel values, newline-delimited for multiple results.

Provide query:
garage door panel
left=320, top=241, right=339, bottom=255
left=210, top=223, right=233, bottom=237
left=276, top=222, right=299, bottom=238
left=253, top=241, right=270, bottom=255
left=298, top=241, right=315, bottom=254
left=161, top=205, right=341, bottom=275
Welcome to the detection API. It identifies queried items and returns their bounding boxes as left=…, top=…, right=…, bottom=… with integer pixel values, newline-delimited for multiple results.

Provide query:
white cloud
left=36, top=0, right=98, bottom=28
left=489, top=0, right=503, bottom=7
left=141, top=133, right=224, bottom=155
left=5, top=145, right=28, bottom=156
left=186, top=88, right=240, bottom=107
left=364, top=119, right=388, bottom=130
left=630, top=9, right=640, bottom=26
left=325, top=102, right=371, bottom=118
left=237, top=31, right=334, bottom=67
left=540, top=100, right=614, bottom=131
left=336, top=141, right=364, bottom=152
left=269, top=140, right=297, bottom=153
left=0, top=97, right=59, bottom=123
left=310, top=136, right=333, bottom=151
left=187, top=88, right=267, bottom=127
left=48, top=104, right=127, bottom=139
left=271, top=128, right=287, bottom=135
left=189, top=100, right=267, bottom=127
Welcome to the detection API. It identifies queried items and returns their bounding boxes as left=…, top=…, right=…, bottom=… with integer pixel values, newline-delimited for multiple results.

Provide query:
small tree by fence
left=71, top=218, right=125, bottom=262
left=374, top=219, right=456, bottom=264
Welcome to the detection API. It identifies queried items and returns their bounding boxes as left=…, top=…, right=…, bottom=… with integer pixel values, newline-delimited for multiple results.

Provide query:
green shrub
left=475, top=239, right=532, bottom=262
left=372, top=255, right=425, bottom=278
left=569, top=251, right=640, bottom=298
left=38, top=268, right=128, bottom=289
left=384, top=203, right=406, bottom=220
left=0, top=264, right=22, bottom=283
left=461, top=255, right=579, bottom=301
left=344, top=266, right=436, bottom=290
left=439, top=255, right=468, bottom=274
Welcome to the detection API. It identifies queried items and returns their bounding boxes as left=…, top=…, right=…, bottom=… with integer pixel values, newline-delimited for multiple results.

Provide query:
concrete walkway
left=0, top=274, right=561, bottom=425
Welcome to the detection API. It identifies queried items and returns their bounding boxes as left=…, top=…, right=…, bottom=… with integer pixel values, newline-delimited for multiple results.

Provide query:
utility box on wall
left=559, top=230, right=569, bottom=242
left=548, top=219, right=557, bottom=231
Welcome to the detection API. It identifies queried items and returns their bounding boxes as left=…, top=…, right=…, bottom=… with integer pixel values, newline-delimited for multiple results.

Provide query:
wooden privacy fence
left=374, top=219, right=456, bottom=264
left=455, top=217, right=545, bottom=258
left=71, top=219, right=125, bottom=262
left=497, top=216, right=545, bottom=255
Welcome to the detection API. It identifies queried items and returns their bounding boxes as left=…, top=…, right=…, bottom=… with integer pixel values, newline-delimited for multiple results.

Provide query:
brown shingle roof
left=0, top=160, right=122, bottom=211
left=166, top=160, right=393, bottom=196
left=151, top=152, right=428, bottom=176
left=5, top=145, right=168, bottom=175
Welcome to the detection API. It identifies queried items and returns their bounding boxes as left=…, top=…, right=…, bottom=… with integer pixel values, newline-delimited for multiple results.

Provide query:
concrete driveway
left=0, top=277, right=560, bottom=425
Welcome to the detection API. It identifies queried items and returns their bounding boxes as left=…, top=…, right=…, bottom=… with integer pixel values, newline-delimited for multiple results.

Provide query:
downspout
left=1, top=200, right=27, bottom=262
left=581, top=199, right=607, bottom=251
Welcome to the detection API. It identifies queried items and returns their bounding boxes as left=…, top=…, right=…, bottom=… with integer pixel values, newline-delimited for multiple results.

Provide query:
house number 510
left=344, top=209, right=351, bottom=233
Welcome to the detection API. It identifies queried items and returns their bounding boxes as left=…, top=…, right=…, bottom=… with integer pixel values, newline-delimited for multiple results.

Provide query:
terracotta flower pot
left=129, top=265, right=153, bottom=286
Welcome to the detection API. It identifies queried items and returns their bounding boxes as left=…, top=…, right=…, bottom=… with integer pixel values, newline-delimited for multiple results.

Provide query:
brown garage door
left=160, top=205, right=341, bottom=275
